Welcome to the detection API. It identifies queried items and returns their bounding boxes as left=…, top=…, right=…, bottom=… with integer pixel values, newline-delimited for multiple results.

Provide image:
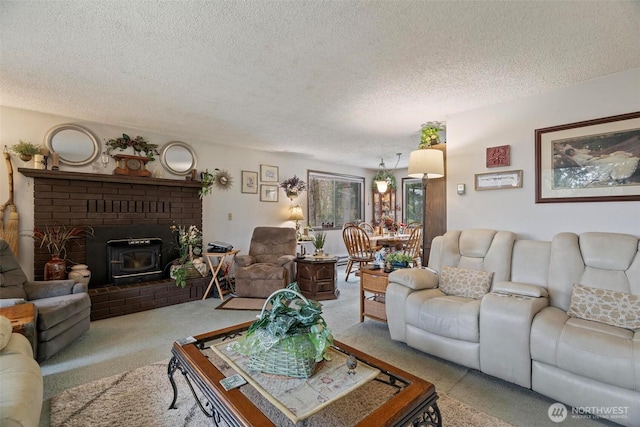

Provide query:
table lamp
left=408, top=148, right=445, bottom=266
left=288, top=206, right=305, bottom=238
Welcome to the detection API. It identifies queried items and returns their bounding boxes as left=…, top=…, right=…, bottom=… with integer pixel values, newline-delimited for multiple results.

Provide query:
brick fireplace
left=19, top=168, right=207, bottom=320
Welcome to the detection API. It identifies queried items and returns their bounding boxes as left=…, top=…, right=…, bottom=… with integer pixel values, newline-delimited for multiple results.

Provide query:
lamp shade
left=375, top=180, right=388, bottom=193
left=408, top=149, right=445, bottom=179
left=288, top=206, right=305, bottom=221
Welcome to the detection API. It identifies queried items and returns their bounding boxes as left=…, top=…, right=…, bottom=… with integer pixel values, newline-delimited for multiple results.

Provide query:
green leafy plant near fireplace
left=169, top=224, right=207, bottom=287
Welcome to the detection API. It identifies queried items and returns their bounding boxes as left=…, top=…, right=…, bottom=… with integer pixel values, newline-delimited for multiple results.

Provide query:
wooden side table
left=359, top=266, right=390, bottom=322
left=295, top=256, right=338, bottom=300
left=202, top=250, right=240, bottom=301
left=0, top=302, right=37, bottom=357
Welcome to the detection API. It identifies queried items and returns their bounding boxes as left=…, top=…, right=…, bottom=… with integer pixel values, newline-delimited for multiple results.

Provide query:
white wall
left=0, top=106, right=371, bottom=273
left=446, top=68, right=640, bottom=240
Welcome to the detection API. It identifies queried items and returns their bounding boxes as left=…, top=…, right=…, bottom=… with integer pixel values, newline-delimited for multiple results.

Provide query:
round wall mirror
left=45, top=124, right=100, bottom=166
left=160, top=141, right=197, bottom=176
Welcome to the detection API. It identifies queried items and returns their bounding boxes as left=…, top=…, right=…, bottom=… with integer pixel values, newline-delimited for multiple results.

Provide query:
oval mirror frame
left=45, top=123, right=100, bottom=166
left=160, top=141, right=197, bottom=176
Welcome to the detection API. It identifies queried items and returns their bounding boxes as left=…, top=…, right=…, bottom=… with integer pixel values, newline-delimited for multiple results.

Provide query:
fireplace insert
left=107, top=238, right=163, bottom=285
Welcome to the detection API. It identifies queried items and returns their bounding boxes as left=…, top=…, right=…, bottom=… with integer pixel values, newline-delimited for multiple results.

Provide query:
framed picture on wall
left=241, top=171, right=258, bottom=194
left=475, top=170, right=523, bottom=191
left=260, top=184, right=278, bottom=202
left=260, top=164, right=279, bottom=182
left=535, top=112, right=640, bottom=203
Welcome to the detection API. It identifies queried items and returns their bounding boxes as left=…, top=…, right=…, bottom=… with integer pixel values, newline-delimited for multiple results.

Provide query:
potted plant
left=30, top=225, right=95, bottom=280
left=371, top=170, right=397, bottom=190
left=10, top=140, right=42, bottom=162
left=311, top=230, right=327, bottom=255
left=280, top=175, right=306, bottom=200
left=386, top=252, right=414, bottom=269
left=169, top=224, right=207, bottom=287
left=105, top=134, right=159, bottom=161
left=419, top=123, right=443, bottom=149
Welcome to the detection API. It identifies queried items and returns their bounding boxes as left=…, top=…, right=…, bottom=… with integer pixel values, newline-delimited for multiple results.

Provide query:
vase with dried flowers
left=30, top=225, right=95, bottom=280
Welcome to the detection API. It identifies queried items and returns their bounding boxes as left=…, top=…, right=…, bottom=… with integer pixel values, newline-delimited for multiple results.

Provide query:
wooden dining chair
left=403, top=226, right=423, bottom=267
left=342, top=225, right=380, bottom=281
left=359, top=222, right=375, bottom=236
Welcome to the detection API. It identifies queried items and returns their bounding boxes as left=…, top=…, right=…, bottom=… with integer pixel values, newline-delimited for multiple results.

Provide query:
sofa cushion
left=417, top=296, right=481, bottom=342
left=439, top=266, right=493, bottom=299
left=567, top=283, right=640, bottom=330
left=0, top=316, right=11, bottom=351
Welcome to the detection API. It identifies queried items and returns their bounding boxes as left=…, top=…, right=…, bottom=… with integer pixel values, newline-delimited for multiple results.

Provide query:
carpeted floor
left=50, top=358, right=513, bottom=427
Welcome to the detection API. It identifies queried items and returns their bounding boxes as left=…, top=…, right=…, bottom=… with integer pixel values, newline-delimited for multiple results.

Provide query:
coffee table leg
left=413, top=402, right=441, bottom=427
left=167, top=355, right=216, bottom=419
left=167, top=356, right=180, bottom=409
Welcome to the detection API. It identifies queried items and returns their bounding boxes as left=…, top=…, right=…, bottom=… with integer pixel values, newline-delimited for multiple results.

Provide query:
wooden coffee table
left=168, top=321, right=441, bottom=426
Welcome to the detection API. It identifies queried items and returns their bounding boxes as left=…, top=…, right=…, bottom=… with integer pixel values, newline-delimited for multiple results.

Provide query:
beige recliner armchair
left=0, top=239, right=91, bottom=361
left=234, top=227, right=297, bottom=298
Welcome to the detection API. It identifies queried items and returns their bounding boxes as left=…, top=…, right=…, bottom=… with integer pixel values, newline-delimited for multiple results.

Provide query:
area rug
left=50, top=358, right=513, bottom=427
left=215, top=296, right=269, bottom=311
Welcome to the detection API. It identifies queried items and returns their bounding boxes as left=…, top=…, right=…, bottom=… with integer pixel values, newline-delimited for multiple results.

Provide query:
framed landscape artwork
left=260, top=184, right=278, bottom=202
left=535, top=112, right=640, bottom=203
left=241, top=171, right=258, bottom=194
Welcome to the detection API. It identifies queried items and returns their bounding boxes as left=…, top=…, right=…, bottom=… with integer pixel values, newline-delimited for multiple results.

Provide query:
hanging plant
left=419, top=124, right=443, bottom=149
left=371, top=171, right=397, bottom=190
left=199, top=169, right=219, bottom=198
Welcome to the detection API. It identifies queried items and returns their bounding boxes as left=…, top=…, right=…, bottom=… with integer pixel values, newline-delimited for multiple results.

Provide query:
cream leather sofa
left=0, top=316, right=44, bottom=427
left=386, top=229, right=639, bottom=426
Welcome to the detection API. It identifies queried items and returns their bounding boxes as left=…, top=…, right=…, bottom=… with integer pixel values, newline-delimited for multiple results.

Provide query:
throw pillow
left=567, top=284, right=640, bottom=330
left=0, top=316, right=12, bottom=351
left=439, top=266, right=493, bottom=299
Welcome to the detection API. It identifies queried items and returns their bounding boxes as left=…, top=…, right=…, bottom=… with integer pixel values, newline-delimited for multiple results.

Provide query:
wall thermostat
left=457, top=184, right=466, bottom=195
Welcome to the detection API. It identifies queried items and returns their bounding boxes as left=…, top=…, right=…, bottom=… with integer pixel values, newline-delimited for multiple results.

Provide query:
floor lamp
left=408, top=148, right=445, bottom=266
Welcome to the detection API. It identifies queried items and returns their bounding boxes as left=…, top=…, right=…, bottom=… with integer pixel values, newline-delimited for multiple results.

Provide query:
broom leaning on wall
left=1, top=146, right=19, bottom=254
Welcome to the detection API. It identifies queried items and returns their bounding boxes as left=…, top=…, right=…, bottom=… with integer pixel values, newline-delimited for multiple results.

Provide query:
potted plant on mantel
left=10, top=140, right=42, bottom=162
left=105, top=134, right=159, bottom=177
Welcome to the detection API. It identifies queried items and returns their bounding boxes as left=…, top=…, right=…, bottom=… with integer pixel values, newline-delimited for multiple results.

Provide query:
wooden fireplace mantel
left=18, top=168, right=201, bottom=188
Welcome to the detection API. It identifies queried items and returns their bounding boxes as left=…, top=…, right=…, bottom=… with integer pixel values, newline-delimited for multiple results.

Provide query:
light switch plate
left=457, top=184, right=465, bottom=195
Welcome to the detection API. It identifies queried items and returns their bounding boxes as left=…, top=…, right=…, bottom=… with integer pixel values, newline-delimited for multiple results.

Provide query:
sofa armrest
left=72, top=283, right=88, bottom=294
left=276, top=255, right=295, bottom=266
left=24, top=280, right=76, bottom=300
left=235, top=255, right=256, bottom=267
left=492, top=281, right=548, bottom=298
left=388, top=268, right=438, bottom=291
left=0, top=298, right=27, bottom=308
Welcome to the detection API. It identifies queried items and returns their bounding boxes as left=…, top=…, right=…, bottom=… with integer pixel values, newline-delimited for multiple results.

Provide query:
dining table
left=369, top=233, right=410, bottom=251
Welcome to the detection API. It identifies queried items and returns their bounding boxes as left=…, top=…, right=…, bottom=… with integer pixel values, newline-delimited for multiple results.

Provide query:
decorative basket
left=231, top=286, right=332, bottom=379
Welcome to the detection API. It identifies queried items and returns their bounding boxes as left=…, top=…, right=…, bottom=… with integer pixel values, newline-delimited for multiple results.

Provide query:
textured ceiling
left=1, top=1, right=639, bottom=169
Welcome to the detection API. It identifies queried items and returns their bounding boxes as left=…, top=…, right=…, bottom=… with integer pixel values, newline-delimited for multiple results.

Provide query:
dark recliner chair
left=0, top=239, right=91, bottom=361
left=234, top=227, right=297, bottom=298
